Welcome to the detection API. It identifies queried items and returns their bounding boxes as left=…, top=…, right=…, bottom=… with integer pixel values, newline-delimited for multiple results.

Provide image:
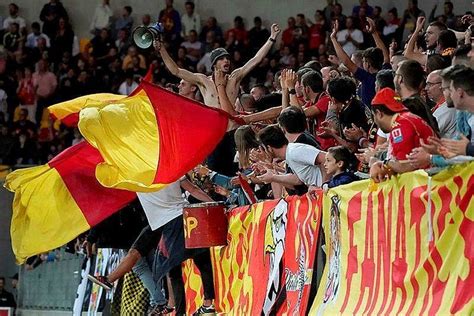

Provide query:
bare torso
left=197, top=71, right=242, bottom=131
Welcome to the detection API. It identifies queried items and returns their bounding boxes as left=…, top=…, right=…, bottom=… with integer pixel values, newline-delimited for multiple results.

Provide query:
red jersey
left=304, top=93, right=337, bottom=150
left=308, top=23, right=325, bottom=50
left=282, top=27, right=294, bottom=47
left=388, top=111, right=435, bottom=165
left=225, top=28, right=248, bottom=42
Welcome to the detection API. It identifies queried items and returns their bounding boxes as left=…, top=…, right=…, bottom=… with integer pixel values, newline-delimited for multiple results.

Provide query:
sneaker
left=87, top=274, right=113, bottom=290
left=192, top=304, right=216, bottom=316
left=147, top=304, right=175, bottom=315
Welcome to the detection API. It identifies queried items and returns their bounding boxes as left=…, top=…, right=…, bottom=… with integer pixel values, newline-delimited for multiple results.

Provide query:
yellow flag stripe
left=78, top=94, right=164, bottom=192
left=5, top=165, right=90, bottom=264
left=48, top=93, right=126, bottom=119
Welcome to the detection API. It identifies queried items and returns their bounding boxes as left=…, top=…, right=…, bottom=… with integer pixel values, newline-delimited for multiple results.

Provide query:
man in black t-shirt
left=0, top=277, right=16, bottom=308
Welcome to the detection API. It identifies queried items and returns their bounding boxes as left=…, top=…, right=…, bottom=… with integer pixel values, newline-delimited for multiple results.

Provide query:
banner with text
left=310, top=163, right=474, bottom=315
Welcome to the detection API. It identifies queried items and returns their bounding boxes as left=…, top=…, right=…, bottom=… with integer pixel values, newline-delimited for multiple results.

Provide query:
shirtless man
left=154, top=24, right=281, bottom=176
left=154, top=24, right=280, bottom=113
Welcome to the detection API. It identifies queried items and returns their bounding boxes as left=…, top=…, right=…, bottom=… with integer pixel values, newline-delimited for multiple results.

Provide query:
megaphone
left=132, top=22, right=164, bottom=49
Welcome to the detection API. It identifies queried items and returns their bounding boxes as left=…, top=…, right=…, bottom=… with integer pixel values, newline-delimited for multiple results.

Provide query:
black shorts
left=131, top=225, right=163, bottom=257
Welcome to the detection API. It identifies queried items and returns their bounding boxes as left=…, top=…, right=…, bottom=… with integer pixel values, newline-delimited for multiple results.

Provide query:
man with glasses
left=409, top=65, right=474, bottom=167
left=426, top=70, right=456, bottom=138
left=426, top=66, right=474, bottom=158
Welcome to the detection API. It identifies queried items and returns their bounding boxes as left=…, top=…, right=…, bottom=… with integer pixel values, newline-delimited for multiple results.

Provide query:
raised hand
left=330, top=20, right=339, bottom=39
left=285, top=69, right=298, bottom=89
left=214, top=69, right=228, bottom=87
left=270, top=24, right=281, bottom=39
left=153, top=40, right=162, bottom=51
left=415, top=16, right=425, bottom=33
left=280, top=68, right=288, bottom=91
left=366, top=17, right=376, bottom=34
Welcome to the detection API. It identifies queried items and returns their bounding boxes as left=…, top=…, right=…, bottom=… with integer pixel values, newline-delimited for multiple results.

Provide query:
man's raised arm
left=154, top=40, right=206, bottom=86
left=232, top=24, right=281, bottom=81
left=329, top=20, right=358, bottom=74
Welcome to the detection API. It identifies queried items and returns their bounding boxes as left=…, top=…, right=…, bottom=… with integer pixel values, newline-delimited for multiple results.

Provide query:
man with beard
left=154, top=24, right=281, bottom=176
left=404, top=16, right=447, bottom=65
left=421, top=66, right=474, bottom=159
left=394, top=60, right=440, bottom=135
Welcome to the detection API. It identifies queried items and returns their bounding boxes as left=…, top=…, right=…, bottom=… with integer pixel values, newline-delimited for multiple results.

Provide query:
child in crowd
left=322, top=146, right=359, bottom=190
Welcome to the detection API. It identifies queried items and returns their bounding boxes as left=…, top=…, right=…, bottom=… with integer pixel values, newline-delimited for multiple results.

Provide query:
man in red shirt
left=299, top=71, right=336, bottom=150
left=225, top=16, right=248, bottom=43
left=282, top=17, right=296, bottom=47
left=369, top=88, right=435, bottom=182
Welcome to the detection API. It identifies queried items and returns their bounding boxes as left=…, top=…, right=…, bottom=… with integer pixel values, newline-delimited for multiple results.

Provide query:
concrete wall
left=0, top=0, right=471, bottom=40
left=0, top=184, right=17, bottom=293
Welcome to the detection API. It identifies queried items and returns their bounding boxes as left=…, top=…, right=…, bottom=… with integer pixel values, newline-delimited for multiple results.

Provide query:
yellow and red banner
left=310, top=162, right=474, bottom=315
left=184, top=193, right=323, bottom=315
left=184, top=163, right=474, bottom=315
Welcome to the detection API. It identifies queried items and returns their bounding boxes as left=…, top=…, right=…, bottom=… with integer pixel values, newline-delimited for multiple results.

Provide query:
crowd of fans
left=0, top=0, right=471, bottom=168
left=2, top=0, right=474, bottom=313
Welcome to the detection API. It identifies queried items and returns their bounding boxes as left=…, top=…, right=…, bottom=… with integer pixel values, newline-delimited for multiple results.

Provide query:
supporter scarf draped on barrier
left=183, top=193, right=323, bottom=315
left=310, top=162, right=474, bottom=315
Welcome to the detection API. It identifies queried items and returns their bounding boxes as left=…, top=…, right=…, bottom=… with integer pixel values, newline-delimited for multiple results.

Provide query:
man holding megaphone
left=152, top=23, right=281, bottom=177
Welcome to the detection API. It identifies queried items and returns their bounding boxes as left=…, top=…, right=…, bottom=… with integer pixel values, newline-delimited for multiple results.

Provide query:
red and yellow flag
left=48, top=66, right=154, bottom=126
left=4, top=141, right=136, bottom=263
left=48, top=93, right=127, bottom=126
left=78, top=81, right=229, bottom=192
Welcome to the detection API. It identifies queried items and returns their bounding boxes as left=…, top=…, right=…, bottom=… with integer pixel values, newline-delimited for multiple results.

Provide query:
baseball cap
left=210, top=48, right=230, bottom=68
left=371, top=88, right=407, bottom=112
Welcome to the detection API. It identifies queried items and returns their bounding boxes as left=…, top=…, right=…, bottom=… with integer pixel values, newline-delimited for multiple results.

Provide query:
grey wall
left=0, top=184, right=17, bottom=293
left=0, top=0, right=471, bottom=39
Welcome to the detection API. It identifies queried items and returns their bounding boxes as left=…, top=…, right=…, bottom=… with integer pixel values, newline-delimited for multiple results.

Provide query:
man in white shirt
left=180, top=30, right=203, bottom=62
left=26, top=22, right=51, bottom=48
left=257, top=124, right=327, bottom=189
left=118, top=71, right=138, bottom=95
left=425, top=70, right=456, bottom=138
left=3, top=3, right=26, bottom=32
left=88, top=177, right=216, bottom=315
left=90, top=0, right=113, bottom=35
left=336, top=16, right=363, bottom=57
left=181, top=1, right=201, bottom=39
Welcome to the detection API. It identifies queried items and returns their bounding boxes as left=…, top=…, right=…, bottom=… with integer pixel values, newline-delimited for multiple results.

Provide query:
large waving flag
left=4, top=141, right=136, bottom=263
left=48, top=66, right=154, bottom=126
left=49, top=93, right=128, bottom=126
left=78, top=81, right=229, bottom=192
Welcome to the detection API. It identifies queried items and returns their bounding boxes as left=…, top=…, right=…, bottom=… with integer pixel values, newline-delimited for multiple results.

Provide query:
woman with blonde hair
left=234, top=125, right=260, bottom=170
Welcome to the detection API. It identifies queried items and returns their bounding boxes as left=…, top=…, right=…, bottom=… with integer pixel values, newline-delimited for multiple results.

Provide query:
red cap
left=371, top=88, right=407, bottom=112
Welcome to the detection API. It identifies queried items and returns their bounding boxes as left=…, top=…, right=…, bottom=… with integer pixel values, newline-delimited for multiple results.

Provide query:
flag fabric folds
left=48, top=93, right=127, bottom=126
left=4, top=141, right=136, bottom=264
left=78, top=81, right=229, bottom=192
left=48, top=65, right=154, bottom=127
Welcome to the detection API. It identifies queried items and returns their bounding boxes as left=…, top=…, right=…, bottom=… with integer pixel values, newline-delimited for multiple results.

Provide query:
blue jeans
left=132, top=249, right=166, bottom=306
